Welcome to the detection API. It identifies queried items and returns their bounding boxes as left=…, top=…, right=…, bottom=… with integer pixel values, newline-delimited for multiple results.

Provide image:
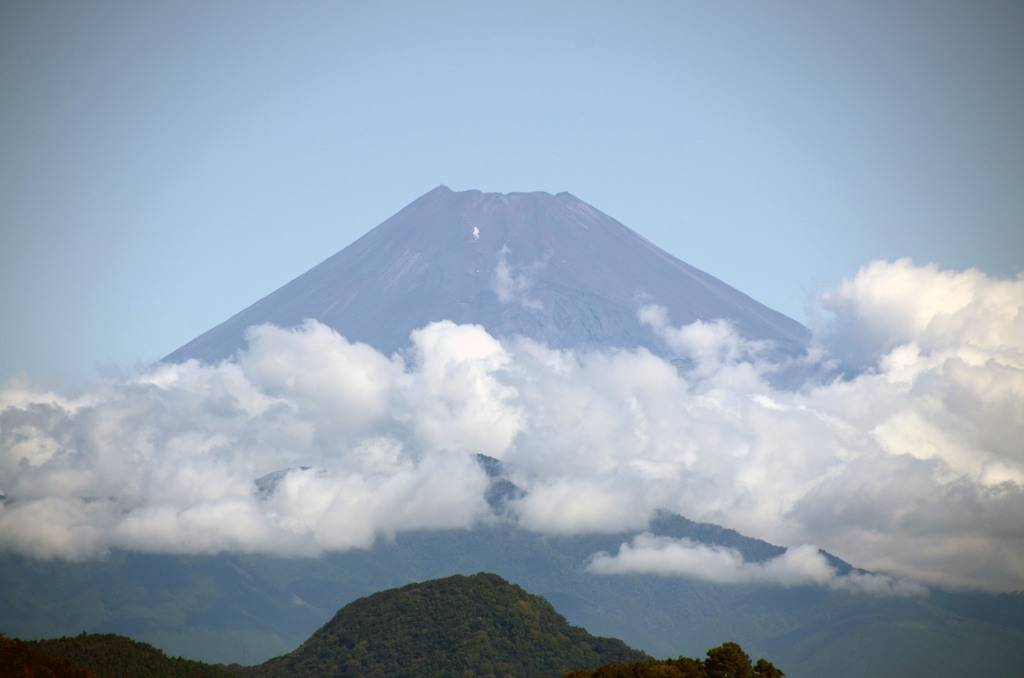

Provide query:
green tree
left=753, top=658, right=784, bottom=677
left=705, top=642, right=753, bottom=678
left=562, top=642, right=782, bottom=678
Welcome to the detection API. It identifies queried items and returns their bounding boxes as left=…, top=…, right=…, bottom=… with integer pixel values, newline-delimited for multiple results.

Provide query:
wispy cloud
left=1, top=260, right=1021, bottom=593
left=492, top=246, right=544, bottom=310
left=638, top=306, right=772, bottom=377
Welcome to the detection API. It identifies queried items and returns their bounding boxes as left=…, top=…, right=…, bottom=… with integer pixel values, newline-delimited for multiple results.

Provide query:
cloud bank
left=1, top=260, right=1022, bottom=593
left=587, top=534, right=927, bottom=596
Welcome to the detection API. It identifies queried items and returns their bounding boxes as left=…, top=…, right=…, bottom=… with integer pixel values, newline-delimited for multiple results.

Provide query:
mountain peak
left=164, top=189, right=808, bottom=366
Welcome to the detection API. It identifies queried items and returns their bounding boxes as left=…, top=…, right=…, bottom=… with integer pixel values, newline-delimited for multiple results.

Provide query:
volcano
left=8, top=188, right=1024, bottom=678
left=164, top=186, right=808, bottom=365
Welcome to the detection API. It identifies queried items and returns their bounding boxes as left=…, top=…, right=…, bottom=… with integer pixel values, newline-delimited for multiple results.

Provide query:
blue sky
left=2, top=0, right=1022, bottom=386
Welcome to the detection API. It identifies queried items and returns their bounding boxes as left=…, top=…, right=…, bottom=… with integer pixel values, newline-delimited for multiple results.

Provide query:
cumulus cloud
left=0, top=322, right=496, bottom=559
left=0, top=260, right=1021, bottom=594
left=402, top=321, right=525, bottom=457
left=586, top=534, right=927, bottom=596
left=815, top=258, right=1024, bottom=373
left=239, top=319, right=400, bottom=433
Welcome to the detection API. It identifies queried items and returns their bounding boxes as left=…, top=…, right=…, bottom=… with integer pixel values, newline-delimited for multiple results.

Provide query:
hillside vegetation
left=241, top=572, right=648, bottom=678
left=16, top=632, right=235, bottom=678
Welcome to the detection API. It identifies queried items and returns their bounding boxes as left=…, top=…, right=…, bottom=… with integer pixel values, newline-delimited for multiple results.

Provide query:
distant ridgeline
left=4, top=573, right=785, bottom=678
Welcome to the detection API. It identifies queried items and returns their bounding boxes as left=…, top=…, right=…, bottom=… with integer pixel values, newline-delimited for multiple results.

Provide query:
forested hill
left=3, top=632, right=235, bottom=678
left=4, top=574, right=789, bottom=678
left=240, top=572, right=648, bottom=678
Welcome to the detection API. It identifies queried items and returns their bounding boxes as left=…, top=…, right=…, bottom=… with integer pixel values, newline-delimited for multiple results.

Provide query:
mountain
left=164, top=186, right=808, bottom=365
left=6, top=188, right=1024, bottom=677
left=240, top=572, right=647, bottom=678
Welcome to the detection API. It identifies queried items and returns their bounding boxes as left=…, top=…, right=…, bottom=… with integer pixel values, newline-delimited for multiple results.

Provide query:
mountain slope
left=242, top=572, right=647, bottom=678
left=164, top=187, right=807, bottom=365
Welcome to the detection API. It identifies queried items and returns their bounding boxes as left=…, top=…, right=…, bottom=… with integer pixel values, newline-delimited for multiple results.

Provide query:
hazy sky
left=2, top=0, right=1022, bottom=386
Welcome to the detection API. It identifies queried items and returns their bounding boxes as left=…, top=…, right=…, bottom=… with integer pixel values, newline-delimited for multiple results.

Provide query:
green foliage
left=753, top=658, right=784, bottom=678
left=24, top=632, right=236, bottom=678
left=705, top=641, right=753, bottom=678
left=242, top=572, right=647, bottom=678
left=563, top=641, right=783, bottom=678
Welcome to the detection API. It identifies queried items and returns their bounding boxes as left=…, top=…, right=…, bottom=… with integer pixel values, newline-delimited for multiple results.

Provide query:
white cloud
left=816, top=258, right=1024, bottom=372
left=239, top=319, right=400, bottom=433
left=0, top=496, right=109, bottom=561
left=0, top=260, right=1021, bottom=593
left=586, top=534, right=927, bottom=596
left=512, top=477, right=651, bottom=535
left=0, top=321, right=495, bottom=559
left=403, top=321, right=525, bottom=457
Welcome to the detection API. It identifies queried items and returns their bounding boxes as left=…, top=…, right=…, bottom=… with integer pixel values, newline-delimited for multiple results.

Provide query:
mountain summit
left=164, top=186, right=807, bottom=365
